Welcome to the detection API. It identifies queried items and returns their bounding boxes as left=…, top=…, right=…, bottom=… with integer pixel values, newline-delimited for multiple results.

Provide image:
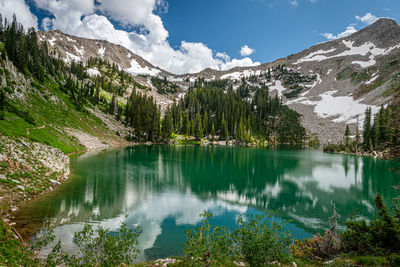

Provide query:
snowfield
left=87, top=68, right=100, bottom=77
left=268, top=80, right=286, bottom=97
left=48, top=37, right=56, bottom=47
left=295, top=48, right=337, bottom=64
left=98, top=47, right=106, bottom=57
left=126, top=59, right=160, bottom=76
left=314, top=91, right=380, bottom=124
left=64, top=52, right=81, bottom=63
left=75, top=45, right=85, bottom=56
left=365, top=74, right=379, bottom=85
left=287, top=90, right=381, bottom=125
left=295, top=40, right=400, bottom=68
left=220, top=69, right=262, bottom=80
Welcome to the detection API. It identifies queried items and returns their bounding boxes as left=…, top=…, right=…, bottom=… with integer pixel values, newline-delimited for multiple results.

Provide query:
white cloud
left=321, top=26, right=357, bottom=40
left=220, top=57, right=260, bottom=71
left=0, top=0, right=38, bottom=29
left=290, top=0, right=298, bottom=6
left=98, top=0, right=168, bottom=44
left=31, top=0, right=258, bottom=74
left=215, top=52, right=230, bottom=62
left=240, top=45, right=255, bottom=56
left=355, top=12, right=379, bottom=25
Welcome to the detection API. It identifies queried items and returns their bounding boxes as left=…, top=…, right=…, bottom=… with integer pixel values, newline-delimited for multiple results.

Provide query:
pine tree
left=211, top=123, right=215, bottom=141
left=162, top=112, right=173, bottom=141
left=221, top=113, right=229, bottom=141
left=345, top=124, right=351, bottom=147
left=195, top=112, right=203, bottom=140
left=203, top=110, right=208, bottom=135
left=363, top=107, right=372, bottom=147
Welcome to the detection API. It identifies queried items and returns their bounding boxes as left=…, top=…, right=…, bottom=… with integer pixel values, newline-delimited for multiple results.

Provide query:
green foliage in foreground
left=293, top=193, right=400, bottom=264
left=3, top=198, right=400, bottom=266
left=183, top=211, right=293, bottom=266
left=341, top=193, right=400, bottom=255
left=0, top=219, right=141, bottom=267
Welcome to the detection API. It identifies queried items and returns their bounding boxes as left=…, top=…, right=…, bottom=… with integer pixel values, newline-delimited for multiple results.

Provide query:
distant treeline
left=0, top=15, right=306, bottom=144
left=324, top=105, right=400, bottom=158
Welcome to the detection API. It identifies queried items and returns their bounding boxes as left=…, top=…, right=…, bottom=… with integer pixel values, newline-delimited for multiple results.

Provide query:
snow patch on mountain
left=365, top=74, right=379, bottom=85
left=169, top=76, right=184, bottom=82
left=98, top=47, right=106, bottom=57
left=220, top=70, right=262, bottom=80
left=75, top=45, right=85, bottom=56
left=269, top=80, right=286, bottom=97
left=295, top=48, right=337, bottom=64
left=295, top=41, right=400, bottom=67
left=48, top=37, right=56, bottom=47
left=66, top=37, right=77, bottom=43
left=65, top=52, right=81, bottom=63
left=314, top=91, right=380, bottom=123
left=126, top=59, right=160, bottom=76
left=287, top=90, right=380, bottom=124
left=87, top=68, right=100, bottom=77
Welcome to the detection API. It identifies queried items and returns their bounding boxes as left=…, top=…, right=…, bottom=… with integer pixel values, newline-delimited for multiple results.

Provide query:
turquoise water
left=15, top=145, right=400, bottom=261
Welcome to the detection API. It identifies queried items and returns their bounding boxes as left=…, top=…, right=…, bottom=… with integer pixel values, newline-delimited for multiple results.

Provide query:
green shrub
left=183, top=211, right=293, bottom=266
left=236, top=213, right=292, bottom=265
left=184, top=211, right=237, bottom=266
left=0, top=220, right=141, bottom=266
left=46, top=222, right=141, bottom=266
left=341, top=193, right=400, bottom=255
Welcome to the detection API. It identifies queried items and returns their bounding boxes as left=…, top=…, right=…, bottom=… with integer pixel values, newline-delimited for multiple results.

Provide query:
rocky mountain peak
left=348, top=18, right=400, bottom=48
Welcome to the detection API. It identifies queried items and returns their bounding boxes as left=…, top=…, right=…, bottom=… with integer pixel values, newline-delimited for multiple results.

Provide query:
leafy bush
left=0, top=220, right=141, bottom=266
left=183, top=211, right=293, bottom=266
left=0, top=218, right=54, bottom=266
left=45, top=222, right=141, bottom=266
left=236, top=213, right=292, bottom=266
left=184, top=211, right=238, bottom=266
left=341, top=193, right=400, bottom=255
left=292, top=204, right=342, bottom=260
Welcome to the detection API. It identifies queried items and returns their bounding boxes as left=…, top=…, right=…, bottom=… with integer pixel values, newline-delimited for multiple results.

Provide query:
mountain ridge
left=37, top=18, right=400, bottom=144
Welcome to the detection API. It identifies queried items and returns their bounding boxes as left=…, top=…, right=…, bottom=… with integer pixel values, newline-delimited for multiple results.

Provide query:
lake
left=14, top=145, right=400, bottom=262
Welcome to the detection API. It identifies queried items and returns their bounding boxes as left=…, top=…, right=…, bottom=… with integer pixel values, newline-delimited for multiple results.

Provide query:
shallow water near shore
left=14, top=145, right=400, bottom=262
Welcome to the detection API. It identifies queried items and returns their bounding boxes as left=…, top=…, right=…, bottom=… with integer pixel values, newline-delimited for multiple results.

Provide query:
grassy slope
left=0, top=68, right=125, bottom=154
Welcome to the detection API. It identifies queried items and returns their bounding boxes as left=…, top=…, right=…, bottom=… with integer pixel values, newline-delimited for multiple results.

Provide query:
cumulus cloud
left=0, top=0, right=38, bottom=29
left=240, top=45, right=255, bottom=57
left=321, top=26, right=357, bottom=40
left=355, top=12, right=379, bottom=25
left=28, top=0, right=258, bottom=74
left=215, top=52, right=230, bottom=62
left=220, top=57, right=260, bottom=71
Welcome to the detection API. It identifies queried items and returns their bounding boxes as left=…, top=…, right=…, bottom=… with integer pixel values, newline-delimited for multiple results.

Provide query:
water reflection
left=15, top=146, right=400, bottom=261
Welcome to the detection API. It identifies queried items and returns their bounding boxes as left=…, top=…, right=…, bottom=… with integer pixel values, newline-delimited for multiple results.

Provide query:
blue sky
left=1, top=0, right=399, bottom=74
left=161, top=0, right=400, bottom=63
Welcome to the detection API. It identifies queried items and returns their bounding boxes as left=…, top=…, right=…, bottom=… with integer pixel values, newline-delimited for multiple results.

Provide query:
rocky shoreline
left=0, top=136, right=70, bottom=225
left=0, top=130, right=131, bottom=231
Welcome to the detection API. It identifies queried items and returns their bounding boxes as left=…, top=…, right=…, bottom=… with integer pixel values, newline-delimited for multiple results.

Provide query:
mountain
left=38, top=18, right=400, bottom=144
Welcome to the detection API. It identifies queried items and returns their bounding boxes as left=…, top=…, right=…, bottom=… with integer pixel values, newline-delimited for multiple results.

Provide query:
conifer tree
left=211, top=123, right=215, bottom=141
left=363, top=107, right=372, bottom=147
left=345, top=124, right=351, bottom=146
left=221, top=113, right=229, bottom=141
left=195, top=112, right=203, bottom=140
left=162, top=112, right=173, bottom=141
